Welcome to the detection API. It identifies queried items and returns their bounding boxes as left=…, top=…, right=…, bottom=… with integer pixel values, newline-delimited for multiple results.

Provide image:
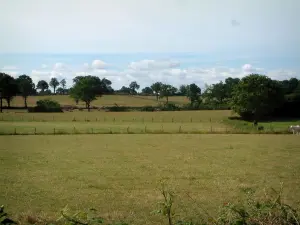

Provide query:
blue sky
left=0, top=0, right=299, bottom=89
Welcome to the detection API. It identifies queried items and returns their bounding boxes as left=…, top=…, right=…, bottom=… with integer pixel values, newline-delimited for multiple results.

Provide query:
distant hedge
left=28, top=99, right=63, bottom=113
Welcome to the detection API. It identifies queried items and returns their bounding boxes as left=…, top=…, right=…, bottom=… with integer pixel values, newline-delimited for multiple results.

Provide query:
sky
left=0, top=0, right=299, bottom=90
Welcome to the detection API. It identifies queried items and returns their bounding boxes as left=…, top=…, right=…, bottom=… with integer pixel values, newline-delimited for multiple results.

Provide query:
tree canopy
left=16, top=74, right=35, bottom=108
left=231, top=74, right=284, bottom=120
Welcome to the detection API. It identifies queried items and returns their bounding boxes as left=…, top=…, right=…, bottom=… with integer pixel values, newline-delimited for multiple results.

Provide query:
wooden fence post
left=54, top=128, right=56, bottom=135
left=172, top=118, right=174, bottom=123
left=144, top=125, right=147, bottom=133
left=210, top=125, right=212, bottom=133
left=127, top=126, right=130, bottom=133
left=14, top=128, right=17, bottom=135
left=34, top=127, right=36, bottom=135
left=179, top=126, right=182, bottom=133
left=152, top=117, right=154, bottom=122
left=161, top=124, right=164, bottom=133
left=190, top=117, right=192, bottom=123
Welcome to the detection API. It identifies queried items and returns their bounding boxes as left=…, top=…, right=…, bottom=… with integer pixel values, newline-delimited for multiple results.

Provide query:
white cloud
left=128, top=59, right=180, bottom=71
left=91, top=60, right=107, bottom=69
left=41, top=64, right=48, bottom=69
left=1, top=71, right=20, bottom=78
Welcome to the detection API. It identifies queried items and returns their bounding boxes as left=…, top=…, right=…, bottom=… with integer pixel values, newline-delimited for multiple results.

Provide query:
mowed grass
left=0, top=111, right=232, bottom=134
left=1, top=134, right=300, bottom=224
left=3, top=94, right=190, bottom=107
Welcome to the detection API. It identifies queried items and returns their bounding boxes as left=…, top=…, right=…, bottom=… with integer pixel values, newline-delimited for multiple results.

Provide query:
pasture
left=1, top=134, right=300, bottom=224
left=2, top=94, right=190, bottom=107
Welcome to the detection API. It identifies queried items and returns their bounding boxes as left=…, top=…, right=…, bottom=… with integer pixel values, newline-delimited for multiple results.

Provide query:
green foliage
left=16, top=74, right=35, bottom=108
left=0, top=205, right=17, bottom=225
left=141, top=87, right=153, bottom=95
left=151, top=82, right=163, bottom=101
left=0, top=73, right=19, bottom=108
left=70, top=76, right=103, bottom=111
left=28, top=99, right=63, bottom=112
left=158, top=103, right=181, bottom=111
left=160, top=84, right=178, bottom=103
left=50, top=77, right=60, bottom=94
left=231, top=74, right=285, bottom=120
left=129, top=81, right=140, bottom=95
left=37, top=80, right=49, bottom=92
left=186, top=83, right=201, bottom=104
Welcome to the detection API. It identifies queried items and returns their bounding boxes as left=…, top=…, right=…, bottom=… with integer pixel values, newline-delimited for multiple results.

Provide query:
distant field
left=0, top=110, right=232, bottom=134
left=3, top=94, right=190, bottom=107
left=1, top=134, right=300, bottom=224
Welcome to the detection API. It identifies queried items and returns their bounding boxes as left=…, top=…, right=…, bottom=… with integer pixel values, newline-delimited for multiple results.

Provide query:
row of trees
left=1, top=71, right=300, bottom=119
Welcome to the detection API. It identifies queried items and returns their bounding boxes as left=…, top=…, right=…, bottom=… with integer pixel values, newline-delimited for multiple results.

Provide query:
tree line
left=0, top=72, right=300, bottom=119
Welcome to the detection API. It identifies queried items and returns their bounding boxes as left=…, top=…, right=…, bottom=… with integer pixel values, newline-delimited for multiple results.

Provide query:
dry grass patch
left=1, top=134, right=300, bottom=224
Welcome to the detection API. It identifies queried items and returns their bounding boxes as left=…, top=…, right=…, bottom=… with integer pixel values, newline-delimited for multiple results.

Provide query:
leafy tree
left=151, top=82, right=163, bottom=101
left=50, top=77, right=60, bottom=94
left=141, top=87, right=153, bottom=95
left=117, top=86, right=131, bottom=94
left=101, top=78, right=113, bottom=94
left=202, top=81, right=227, bottom=104
left=16, top=74, right=35, bottom=108
left=0, top=73, right=19, bottom=108
left=60, top=79, right=66, bottom=94
left=179, top=85, right=188, bottom=96
left=70, top=76, right=103, bottom=111
left=37, top=80, right=49, bottom=93
left=129, top=81, right=140, bottom=95
left=224, top=77, right=240, bottom=99
left=56, top=87, right=64, bottom=95
left=160, top=84, right=177, bottom=103
left=186, top=83, right=201, bottom=104
left=231, top=74, right=284, bottom=120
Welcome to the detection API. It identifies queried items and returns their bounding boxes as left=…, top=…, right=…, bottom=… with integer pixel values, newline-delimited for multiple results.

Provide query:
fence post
left=110, top=128, right=112, bottom=134
left=179, top=126, right=182, bottom=133
left=91, top=128, right=94, bottom=134
left=14, top=127, right=17, bottom=135
left=34, top=127, right=36, bottom=135
left=152, top=117, right=154, bottom=122
left=210, top=125, right=212, bottom=133
left=144, top=125, right=147, bottom=133
left=161, top=124, right=164, bottom=133
left=127, top=126, right=129, bottom=133
left=190, top=117, right=192, bottom=123
left=210, top=118, right=212, bottom=122
left=96, top=118, right=97, bottom=121
left=73, top=127, right=76, bottom=134
left=113, top=117, right=115, bottom=122
left=172, top=118, right=174, bottom=123
left=54, top=128, right=56, bottom=135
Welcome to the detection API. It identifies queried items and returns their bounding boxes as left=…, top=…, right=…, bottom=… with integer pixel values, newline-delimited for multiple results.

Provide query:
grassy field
left=0, top=110, right=233, bottom=135
left=1, top=134, right=300, bottom=224
left=0, top=110, right=295, bottom=135
left=3, top=94, right=190, bottom=107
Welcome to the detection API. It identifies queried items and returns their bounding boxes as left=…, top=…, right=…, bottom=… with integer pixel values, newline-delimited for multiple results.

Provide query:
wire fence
left=0, top=125, right=290, bottom=135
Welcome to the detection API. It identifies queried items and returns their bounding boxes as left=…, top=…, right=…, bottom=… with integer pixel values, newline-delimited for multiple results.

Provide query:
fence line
left=0, top=125, right=289, bottom=136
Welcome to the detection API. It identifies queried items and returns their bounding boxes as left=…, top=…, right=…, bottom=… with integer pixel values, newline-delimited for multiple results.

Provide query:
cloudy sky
left=0, top=0, right=299, bottom=89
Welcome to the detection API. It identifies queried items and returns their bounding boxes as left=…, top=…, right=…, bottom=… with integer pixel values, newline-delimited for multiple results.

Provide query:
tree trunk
left=166, top=96, right=169, bottom=103
left=156, top=94, right=159, bottom=101
left=24, top=96, right=28, bottom=108
left=0, top=97, right=2, bottom=113
left=6, top=98, right=10, bottom=108
left=54, top=87, right=56, bottom=95
left=87, top=102, right=90, bottom=112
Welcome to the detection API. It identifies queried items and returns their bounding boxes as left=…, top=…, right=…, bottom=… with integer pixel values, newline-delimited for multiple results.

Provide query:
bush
left=105, top=105, right=129, bottom=112
left=140, top=105, right=157, bottom=112
left=28, top=99, right=63, bottom=113
left=158, top=103, right=181, bottom=111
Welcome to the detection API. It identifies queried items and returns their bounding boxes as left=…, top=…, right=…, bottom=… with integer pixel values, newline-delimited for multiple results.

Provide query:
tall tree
left=179, top=85, right=188, bottom=96
left=37, top=80, right=49, bottom=93
left=141, top=87, right=153, bottom=95
left=129, top=81, right=140, bottom=95
left=231, top=74, right=284, bottom=120
left=151, top=82, right=163, bottom=101
left=0, top=73, right=19, bottom=108
left=160, top=84, right=177, bottom=103
left=60, top=79, right=66, bottom=95
left=186, top=83, right=201, bottom=104
left=16, top=74, right=35, bottom=108
left=50, top=77, right=60, bottom=94
left=70, top=76, right=103, bottom=111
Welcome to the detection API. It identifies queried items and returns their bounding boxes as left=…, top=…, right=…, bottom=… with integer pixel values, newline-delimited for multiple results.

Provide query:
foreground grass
left=1, top=134, right=300, bottom=224
left=3, top=95, right=189, bottom=107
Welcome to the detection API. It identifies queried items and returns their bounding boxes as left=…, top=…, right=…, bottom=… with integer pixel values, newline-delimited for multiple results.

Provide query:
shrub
left=28, top=99, right=63, bottom=113
left=140, top=105, right=156, bottom=112
left=158, top=103, right=181, bottom=111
